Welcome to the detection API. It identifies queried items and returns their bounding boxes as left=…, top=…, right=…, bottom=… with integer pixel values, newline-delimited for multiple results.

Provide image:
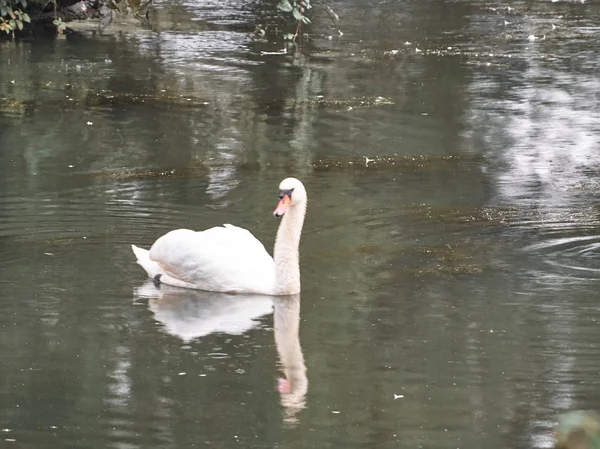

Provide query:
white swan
left=131, top=177, right=307, bottom=295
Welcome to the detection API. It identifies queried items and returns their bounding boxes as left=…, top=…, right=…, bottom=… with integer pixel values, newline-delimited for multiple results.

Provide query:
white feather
left=145, top=225, right=276, bottom=294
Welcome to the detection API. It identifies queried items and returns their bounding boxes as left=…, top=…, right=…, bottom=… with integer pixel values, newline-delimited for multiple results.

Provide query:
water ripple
left=524, top=235, right=600, bottom=280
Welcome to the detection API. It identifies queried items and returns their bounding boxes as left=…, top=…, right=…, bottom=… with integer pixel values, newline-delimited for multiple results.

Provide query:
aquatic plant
left=0, top=0, right=30, bottom=36
left=277, top=0, right=311, bottom=41
left=276, top=0, right=341, bottom=42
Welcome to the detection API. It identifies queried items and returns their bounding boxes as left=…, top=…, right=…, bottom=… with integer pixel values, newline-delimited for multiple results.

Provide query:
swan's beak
left=273, top=194, right=291, bottom=217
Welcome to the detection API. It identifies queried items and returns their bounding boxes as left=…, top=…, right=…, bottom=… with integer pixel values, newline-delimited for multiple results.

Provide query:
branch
left=315, top=1, right=343, bottom=36
left=292, top=2, right=303, bottom=43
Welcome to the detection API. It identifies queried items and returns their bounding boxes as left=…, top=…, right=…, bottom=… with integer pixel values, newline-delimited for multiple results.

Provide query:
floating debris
left=260, top=47, right=287, bottom=56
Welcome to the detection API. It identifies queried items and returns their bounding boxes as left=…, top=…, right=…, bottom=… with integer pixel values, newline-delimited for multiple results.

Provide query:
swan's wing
left=149, top=224, right=275, bottom=294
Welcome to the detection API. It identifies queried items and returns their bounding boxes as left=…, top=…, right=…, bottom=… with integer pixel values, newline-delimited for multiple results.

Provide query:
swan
left=131, top=177, right=307, bottom=295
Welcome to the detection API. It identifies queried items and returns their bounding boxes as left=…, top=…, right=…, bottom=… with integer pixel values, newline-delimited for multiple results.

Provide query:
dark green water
left=1, top=0, right=600, bottom=448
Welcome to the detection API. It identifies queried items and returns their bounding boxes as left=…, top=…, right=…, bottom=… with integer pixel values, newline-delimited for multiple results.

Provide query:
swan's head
left=273, top=177, right=306, bottom=218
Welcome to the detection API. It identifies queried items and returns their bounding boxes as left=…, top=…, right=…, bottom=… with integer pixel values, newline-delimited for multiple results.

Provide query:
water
left=1, top=0, right=600, bottom=447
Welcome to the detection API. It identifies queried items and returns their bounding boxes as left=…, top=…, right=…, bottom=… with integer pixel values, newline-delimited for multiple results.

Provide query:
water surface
left=1, top=0, right=600, bottom=448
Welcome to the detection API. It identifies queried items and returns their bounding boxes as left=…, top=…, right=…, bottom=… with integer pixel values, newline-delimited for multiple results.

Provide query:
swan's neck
left=273, top=201, right=306, bottom=295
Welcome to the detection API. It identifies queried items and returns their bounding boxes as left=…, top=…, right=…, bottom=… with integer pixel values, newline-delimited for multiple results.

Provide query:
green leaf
left=0, top=7, right=6, bottom=16
left=16, top=19, right=22, bottom=30
left=283, top=33, right=294, bottom=40
left=59, top=22, right=66, bottom=31
left=301, top=16, right=311, bottom=24
left=52, top=18, right=60, bottom=25
left=8, top=18, right=15, bottom=28
left=292, top=7, right=302, bottom=21
left=21, top=0, right=27, bottom=7
left=22, top=13, right=29, bottom=22
left=277, top=0, right=293, bottom=12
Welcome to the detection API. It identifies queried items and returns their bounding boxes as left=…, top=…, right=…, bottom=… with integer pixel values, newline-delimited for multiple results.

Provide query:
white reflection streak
left=205, top=138, right=240, bottom=202
left=206, top=166, right=239, bottom=201
left=288, top=64, right=323, bottom=174
left=106, top=345, right=132, bottom=407
left=466, top=59, right=600, bottom=208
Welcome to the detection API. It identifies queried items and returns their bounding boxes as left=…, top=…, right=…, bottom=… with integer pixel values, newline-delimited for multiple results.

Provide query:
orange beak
left=273, top=194, right=291, bottom=217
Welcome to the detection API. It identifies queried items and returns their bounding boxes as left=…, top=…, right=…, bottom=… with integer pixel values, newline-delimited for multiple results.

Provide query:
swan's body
left=131, top=177, right=307, bottom=296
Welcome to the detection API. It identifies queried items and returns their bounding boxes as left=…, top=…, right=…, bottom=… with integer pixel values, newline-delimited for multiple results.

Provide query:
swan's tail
left=131, top=245, right=197, bottom=289
left=131, top=245, right=163, bottom=279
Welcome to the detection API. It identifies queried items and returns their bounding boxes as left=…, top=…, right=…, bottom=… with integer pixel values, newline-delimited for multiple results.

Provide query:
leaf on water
left=277, top=0, right=293, bottom=12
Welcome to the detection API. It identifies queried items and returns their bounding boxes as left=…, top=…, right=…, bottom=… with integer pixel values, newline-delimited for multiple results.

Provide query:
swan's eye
left=279, top=189, right=293, bottom=199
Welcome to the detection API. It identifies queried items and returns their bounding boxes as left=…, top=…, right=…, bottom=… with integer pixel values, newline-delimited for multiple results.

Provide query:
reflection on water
left=274, top=295, right=308, bottom=426
left=134, top=281, right=274, bottom=341
left=1, top=0, right=600, bottom=448
left=134, top=283, right=307, bottom=425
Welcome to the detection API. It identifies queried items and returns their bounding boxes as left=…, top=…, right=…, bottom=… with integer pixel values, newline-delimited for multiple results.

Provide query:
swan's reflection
left=274, top=294, right=308, bottom=426
left=133, top=281, right=274, bottom=341
left=133, top=283, right=308, bottom=424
